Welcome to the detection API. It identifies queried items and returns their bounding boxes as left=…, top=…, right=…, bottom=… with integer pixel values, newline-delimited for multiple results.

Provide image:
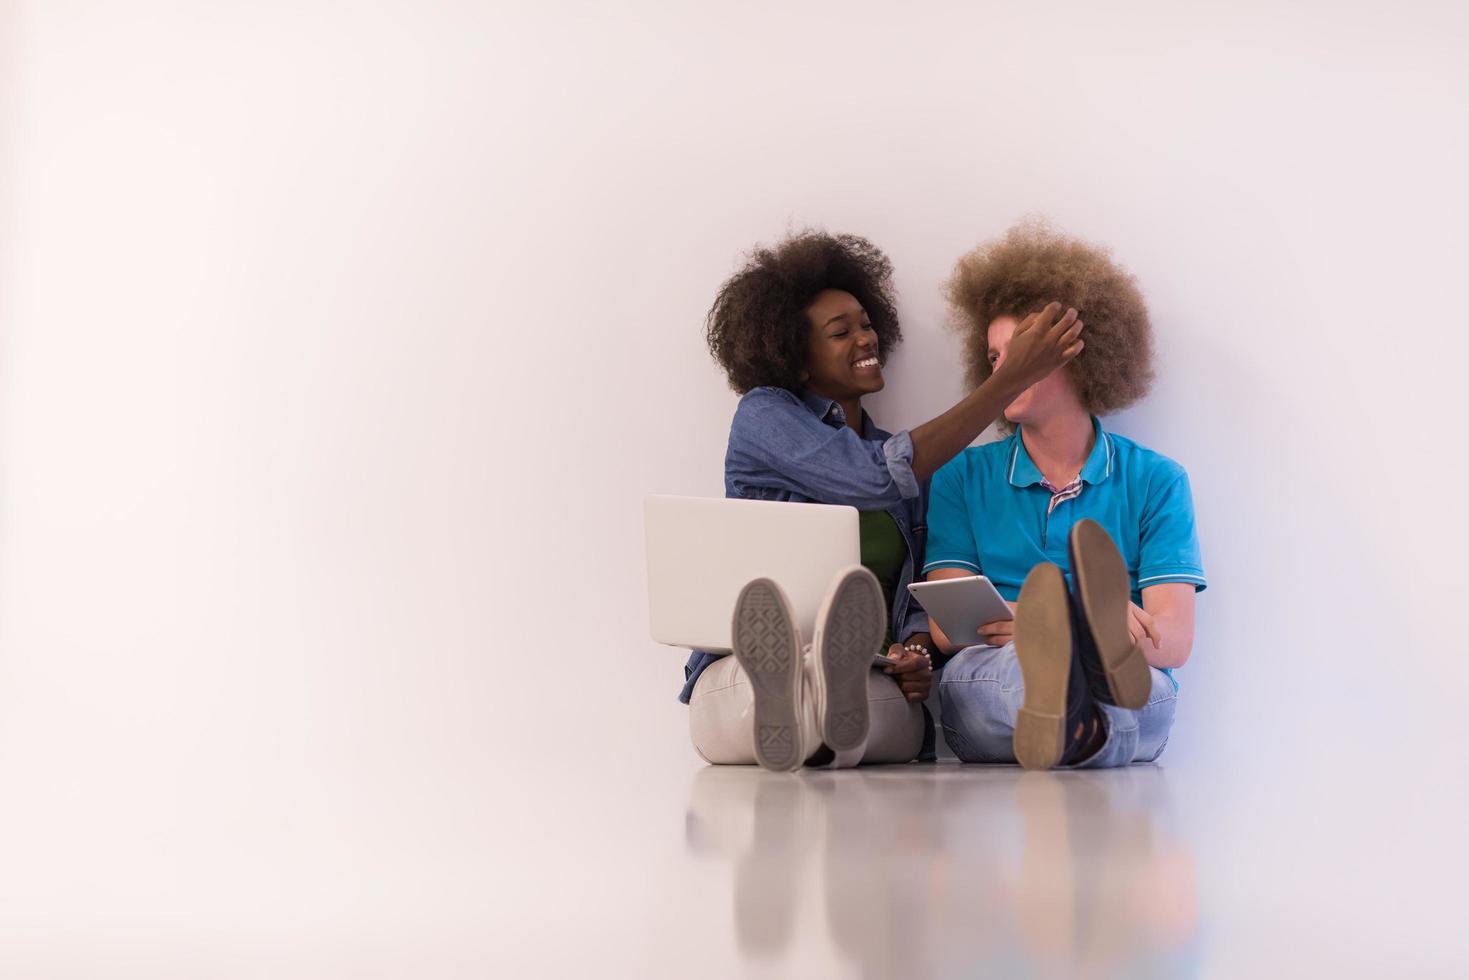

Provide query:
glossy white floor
left=0, top=590, right=1464, bottom=980
left=5, top=737, right=1460, bottom=978
left=566, top=750, right=1467, bottom=980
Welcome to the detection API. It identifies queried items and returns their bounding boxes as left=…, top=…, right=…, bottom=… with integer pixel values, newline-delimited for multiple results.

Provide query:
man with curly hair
left=683, top=230, right=1084, bottom=771
left=925, top=221, right=1205, bottom=770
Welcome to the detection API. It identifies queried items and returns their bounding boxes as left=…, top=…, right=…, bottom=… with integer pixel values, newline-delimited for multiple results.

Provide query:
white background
left=1, top=1, right=1466, bottom=972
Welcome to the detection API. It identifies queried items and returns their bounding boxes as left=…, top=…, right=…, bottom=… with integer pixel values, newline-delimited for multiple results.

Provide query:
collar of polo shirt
left=1008, top=416, right=1116, bottom=488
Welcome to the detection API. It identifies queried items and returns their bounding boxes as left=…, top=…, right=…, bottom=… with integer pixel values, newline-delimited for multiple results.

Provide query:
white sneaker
left=731, top=577, right=805, bottom=772
left=809, top=566, right=885, bottom=755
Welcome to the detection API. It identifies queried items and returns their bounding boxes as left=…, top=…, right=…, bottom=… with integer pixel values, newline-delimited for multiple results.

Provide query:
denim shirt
left=678, top=386, right=930, bottom=703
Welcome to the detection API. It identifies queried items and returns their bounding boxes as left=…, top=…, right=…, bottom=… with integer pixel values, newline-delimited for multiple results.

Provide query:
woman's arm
left=908, top=303, right=1084, bottom=480
left=726, top=392, right=924, bottom=508
left=728, top=305, right=1085, bottom=508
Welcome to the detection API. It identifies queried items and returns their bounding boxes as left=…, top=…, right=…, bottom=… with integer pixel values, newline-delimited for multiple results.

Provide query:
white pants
left=688, top=652, right=925, bottom=768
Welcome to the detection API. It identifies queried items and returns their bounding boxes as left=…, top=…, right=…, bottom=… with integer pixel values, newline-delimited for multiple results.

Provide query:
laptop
left=643, top=494, right=860, bottom=652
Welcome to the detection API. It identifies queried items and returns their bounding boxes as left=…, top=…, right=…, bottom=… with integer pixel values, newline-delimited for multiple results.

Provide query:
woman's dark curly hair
left=706, top=231, right=902, bottom=393
left=947, top=219, right=1155, bottom=420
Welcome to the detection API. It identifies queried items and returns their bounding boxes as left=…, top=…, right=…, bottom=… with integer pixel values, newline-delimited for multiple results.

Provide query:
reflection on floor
left=686, top=764, right=1197, bottom=978
left=0, top=745, right=1458, bottom=976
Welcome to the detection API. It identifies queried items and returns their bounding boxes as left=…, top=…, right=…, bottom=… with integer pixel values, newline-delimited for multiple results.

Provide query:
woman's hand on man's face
left=883, top=644, right=932, bottom=703
left=992, top=301, right=1085, bottom=392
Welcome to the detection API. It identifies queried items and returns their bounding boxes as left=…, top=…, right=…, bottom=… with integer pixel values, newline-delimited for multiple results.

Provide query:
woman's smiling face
left=802, top=289, right=885, bottom=400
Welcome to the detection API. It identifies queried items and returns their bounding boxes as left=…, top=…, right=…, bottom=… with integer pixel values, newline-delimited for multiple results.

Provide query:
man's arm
left=925, top=568, right=993, bottom=655
left=927, top=572, right=1195, bottom=666
left=1132, top=583, right=1196, bottom=669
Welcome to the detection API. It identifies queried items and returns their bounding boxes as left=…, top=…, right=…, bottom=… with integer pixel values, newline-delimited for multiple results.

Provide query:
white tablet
left=906, top=575, right=1013, bottom=646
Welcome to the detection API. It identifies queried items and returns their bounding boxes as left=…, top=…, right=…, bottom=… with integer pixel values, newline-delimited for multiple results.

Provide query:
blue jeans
left=938, top=643, right=1177, bottom=768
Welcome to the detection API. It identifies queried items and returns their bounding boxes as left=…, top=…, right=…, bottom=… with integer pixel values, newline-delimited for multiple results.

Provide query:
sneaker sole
left=731, top=578, right=803, bottom=772
left=1013, top=563, right=1071, bottom=771
left=812, top=567, right=884, bottom=754
left=1070, top=519, right=1151, bottom=710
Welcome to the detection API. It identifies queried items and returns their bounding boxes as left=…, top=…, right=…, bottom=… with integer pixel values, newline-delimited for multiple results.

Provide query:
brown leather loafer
left=1013, top=563, right=1077, bottom=770
left=1067, top=519, right=1152, bottom=710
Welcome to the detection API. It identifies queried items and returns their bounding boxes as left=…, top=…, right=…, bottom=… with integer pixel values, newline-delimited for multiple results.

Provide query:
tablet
left=906, top=575, right=1013, bottom=646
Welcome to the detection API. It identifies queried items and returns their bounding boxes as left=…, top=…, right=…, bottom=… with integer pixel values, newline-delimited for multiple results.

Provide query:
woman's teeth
left=855, top=357, right=879, bottom=369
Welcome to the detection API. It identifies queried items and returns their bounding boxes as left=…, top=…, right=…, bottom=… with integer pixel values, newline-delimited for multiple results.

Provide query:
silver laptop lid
left=643, top=494, right=861, bottom=652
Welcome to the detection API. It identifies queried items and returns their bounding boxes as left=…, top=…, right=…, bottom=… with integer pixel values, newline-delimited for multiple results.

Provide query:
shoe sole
left=731, top=578, right=804, bottom=772
left=1013, top=563, right=1071, bottom=771
left=812, top=567, right=885, bottom=754
left=1070, top=519, right=1151, bottom=710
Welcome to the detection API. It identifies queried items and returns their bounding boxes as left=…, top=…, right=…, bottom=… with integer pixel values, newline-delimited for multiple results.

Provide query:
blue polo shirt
left=924, top=418, right=1206, bottom=606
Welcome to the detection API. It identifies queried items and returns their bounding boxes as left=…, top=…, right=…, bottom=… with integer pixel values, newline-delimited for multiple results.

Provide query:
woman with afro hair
left=924, top=221, right=1207, bottom=771
left=681, top=230, right=1085, bottom=771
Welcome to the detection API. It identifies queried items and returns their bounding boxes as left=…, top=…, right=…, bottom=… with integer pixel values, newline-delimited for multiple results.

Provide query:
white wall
left=1, top=0, right=1466, bottom=948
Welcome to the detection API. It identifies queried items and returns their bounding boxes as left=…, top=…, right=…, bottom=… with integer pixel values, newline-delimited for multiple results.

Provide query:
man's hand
left=883, top=644, right=933, bottom=703
left=977, top=601, right=1019, bottom=647
left=1127, top=601, right=1160, bottom=650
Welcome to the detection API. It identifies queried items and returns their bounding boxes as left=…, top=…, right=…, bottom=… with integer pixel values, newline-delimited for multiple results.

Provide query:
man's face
left=987, top=315, right=1080, bottom=425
